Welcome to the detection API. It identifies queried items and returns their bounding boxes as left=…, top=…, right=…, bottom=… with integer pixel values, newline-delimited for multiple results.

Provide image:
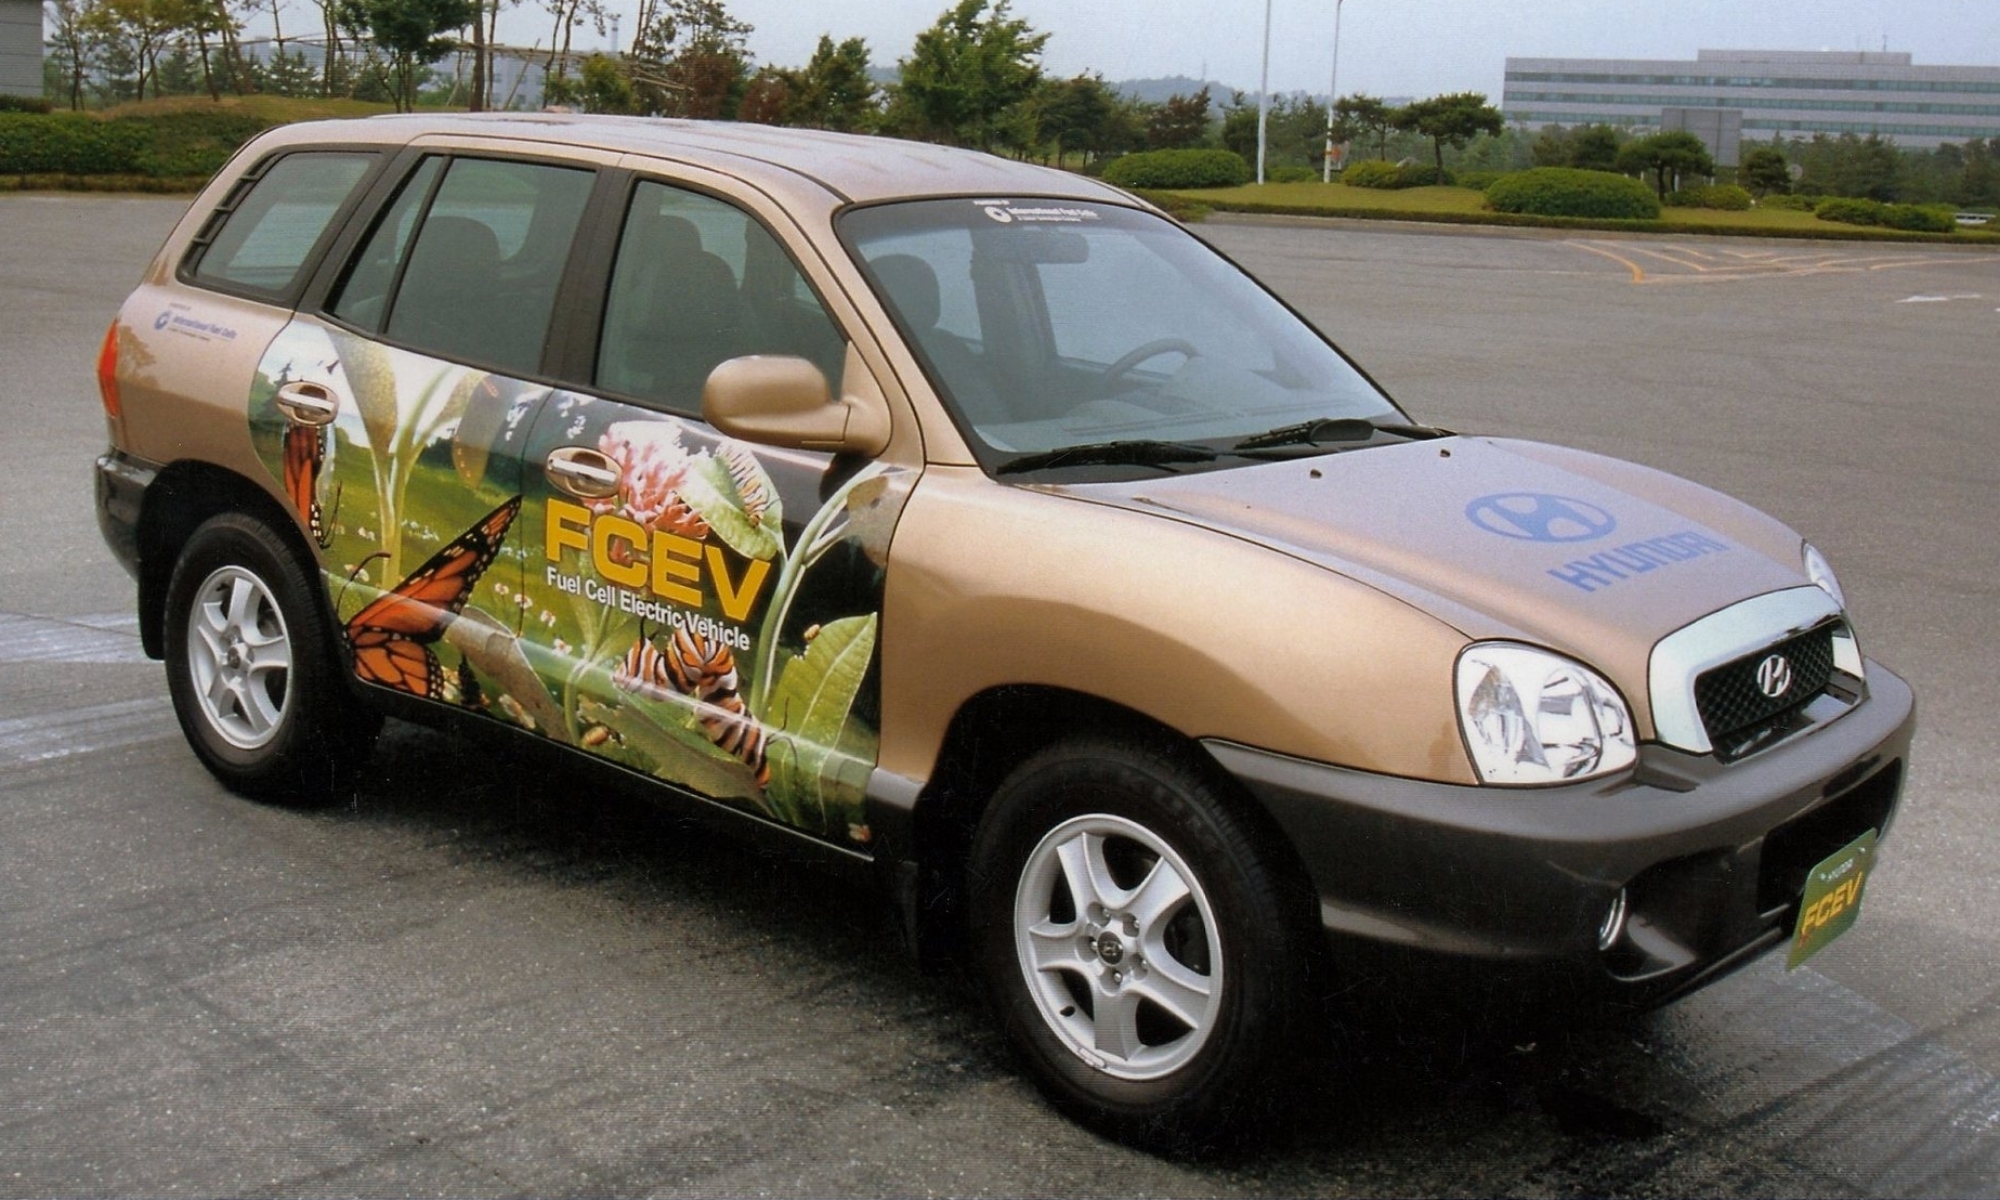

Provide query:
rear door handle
left=274, top=380, right=340, bottom=426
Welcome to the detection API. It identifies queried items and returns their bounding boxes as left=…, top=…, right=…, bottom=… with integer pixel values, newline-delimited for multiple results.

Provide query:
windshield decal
left=974, top=199, right=1102, bottom=224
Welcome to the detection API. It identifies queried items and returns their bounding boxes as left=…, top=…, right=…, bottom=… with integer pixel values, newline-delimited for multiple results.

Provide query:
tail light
left=96, top=321, right=122, bottom=420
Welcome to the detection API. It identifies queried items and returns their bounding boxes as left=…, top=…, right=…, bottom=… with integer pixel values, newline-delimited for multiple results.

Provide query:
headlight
left=1803, top=542, right=1845, bottom=610
left=1455, top=644, right=1637, bottom=786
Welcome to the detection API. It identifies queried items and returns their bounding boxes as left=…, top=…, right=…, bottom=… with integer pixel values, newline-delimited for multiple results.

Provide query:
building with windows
left=1503, top=49, right=2000, bottom=160
left=1, top=0, right=41, bottom=98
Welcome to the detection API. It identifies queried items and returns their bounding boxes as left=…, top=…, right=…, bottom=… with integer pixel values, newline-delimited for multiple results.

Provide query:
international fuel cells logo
left=1465, top=493, right=1617, bottom=543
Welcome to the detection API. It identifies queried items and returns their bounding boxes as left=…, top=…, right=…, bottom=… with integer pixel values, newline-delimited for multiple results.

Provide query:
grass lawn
left=1157, top=181, right=2000, bottom=244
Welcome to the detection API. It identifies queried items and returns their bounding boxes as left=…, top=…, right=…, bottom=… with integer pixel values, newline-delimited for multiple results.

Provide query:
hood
left=1054, top=436, right=1809, bottom=703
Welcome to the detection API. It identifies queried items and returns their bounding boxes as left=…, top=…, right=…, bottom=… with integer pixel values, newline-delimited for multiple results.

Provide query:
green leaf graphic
left=763, top=614, right=877, bottom=830
left=679, top=454, right=783, bottom=562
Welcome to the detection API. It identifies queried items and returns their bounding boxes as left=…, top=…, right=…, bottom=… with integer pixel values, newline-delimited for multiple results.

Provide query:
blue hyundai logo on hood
left=1466, top=493, right=1618, bottom=543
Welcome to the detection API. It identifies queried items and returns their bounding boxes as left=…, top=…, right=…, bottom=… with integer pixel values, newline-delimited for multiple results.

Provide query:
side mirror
left=702, top=355, right=891, bottom=457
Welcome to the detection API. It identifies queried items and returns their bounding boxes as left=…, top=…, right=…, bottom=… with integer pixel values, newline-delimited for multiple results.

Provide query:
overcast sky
left=501, top=0, right=1999, bottom=100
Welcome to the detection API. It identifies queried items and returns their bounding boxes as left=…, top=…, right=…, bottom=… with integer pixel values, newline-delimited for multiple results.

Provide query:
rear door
left=244, top=146, right=607, bottom=723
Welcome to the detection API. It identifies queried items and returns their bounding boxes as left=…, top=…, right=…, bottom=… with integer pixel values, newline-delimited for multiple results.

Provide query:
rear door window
left=327, top=155, right=595, bottom=378
left=188, top=151, right=377, bottom=297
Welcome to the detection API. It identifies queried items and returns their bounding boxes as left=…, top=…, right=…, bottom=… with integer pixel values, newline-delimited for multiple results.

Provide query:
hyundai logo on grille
left=1756, top=653, right=1795, bottom=699
left=1465, top=493, right=1618, bottom=543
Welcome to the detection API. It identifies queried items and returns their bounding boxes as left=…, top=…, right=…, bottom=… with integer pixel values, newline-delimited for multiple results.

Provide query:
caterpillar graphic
left=614, top=626, right=770, bottom=787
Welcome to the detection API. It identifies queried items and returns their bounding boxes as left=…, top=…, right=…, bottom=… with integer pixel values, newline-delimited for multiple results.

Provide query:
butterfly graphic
left=283, top=422, right=336, bottom=548
left=346, top=497, right=521, bottom=699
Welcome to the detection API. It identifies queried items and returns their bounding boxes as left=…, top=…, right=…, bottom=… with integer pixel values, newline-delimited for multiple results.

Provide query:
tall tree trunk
left=468, top=0, right=487, bottom=111
left=196, top=28, right=220, bottom=100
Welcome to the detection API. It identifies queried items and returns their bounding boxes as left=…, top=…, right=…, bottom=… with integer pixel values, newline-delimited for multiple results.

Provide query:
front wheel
left=969, top=739, right=1320, bottom=1149
left=162, top=513, right=377, bottom=803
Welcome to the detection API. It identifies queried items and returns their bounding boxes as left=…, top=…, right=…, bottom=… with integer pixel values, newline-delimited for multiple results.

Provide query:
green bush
left=1485, top=167, right=1661, bottom=220
left=1267, top=164, right=1317, bottom=184
left=0, top=113, right=150, bottom=174
left=0, top=95, right=52, bottom=114
left=1342, top=159, right=1456, bottom=189
left=1759, top=193, right=1815, bottom=211
left=1100, top=148, right=1250, bottom=189
left=113, top=108, right=268, bottom=177
left=1811, top=196, right=1955, bottom=232
left=1393, top=163, right=1455, bottom=188
left=1455, top=169, right=1506, bottom=193
left=1667, top=183, right=1753, bottom=211
left=1340, top=159, right=1401, bottom=188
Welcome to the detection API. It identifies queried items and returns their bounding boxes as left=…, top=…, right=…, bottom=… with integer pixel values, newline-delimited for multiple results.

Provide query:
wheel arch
left=137, top=461, right=323, bottom=660
left=900, top=684, right=1319, bottom=969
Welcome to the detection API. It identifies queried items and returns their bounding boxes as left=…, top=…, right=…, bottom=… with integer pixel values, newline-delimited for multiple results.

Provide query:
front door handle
left=544, top=446, right=622, bottom=500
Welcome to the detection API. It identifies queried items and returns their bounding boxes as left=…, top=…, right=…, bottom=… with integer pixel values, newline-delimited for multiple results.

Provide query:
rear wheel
left=969, top=738, right=1319, bottom=1149
left=163, top=513, right=377, bottom=803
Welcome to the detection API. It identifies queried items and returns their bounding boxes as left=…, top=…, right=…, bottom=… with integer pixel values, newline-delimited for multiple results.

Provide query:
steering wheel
left=1099, top=337, right=1199, bottom=391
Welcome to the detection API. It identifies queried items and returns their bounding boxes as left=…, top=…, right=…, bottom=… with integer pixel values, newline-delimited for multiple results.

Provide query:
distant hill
left=1111, top=76, right=1244, bottom=104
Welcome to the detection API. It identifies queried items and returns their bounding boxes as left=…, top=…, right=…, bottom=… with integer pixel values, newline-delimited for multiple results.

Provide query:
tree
left=888, top=0, right=1047, bottom=150
left=787, top=34, right=876, bottom=131
left=1569, top=124, right=1621, bottom=172
left=336, top=0, right=476, bottom=111
left=1614, top=130, right=1714, bottom=200
left=1145, top=86, right=1210, bottom=150
left=636, top=0, right=752, bottom=118
left=1392, top=91, right=1504, bottom=174
left=1740, top=146, right=1791, bottom=197
left=1030, top=72, right=1114, bottom=165
left=44, top=0, right=94, bottom=109
left=1333, top=93, right=1394, bottom=161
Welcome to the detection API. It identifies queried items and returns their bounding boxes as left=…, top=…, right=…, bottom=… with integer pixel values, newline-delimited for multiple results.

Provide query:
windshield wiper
left=993, top=438, right=1220, bottom=476
left=1231, top=418, right=1449, bottom=453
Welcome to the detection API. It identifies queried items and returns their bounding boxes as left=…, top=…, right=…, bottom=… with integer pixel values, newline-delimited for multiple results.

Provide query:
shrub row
left=1485, top=167, right=1661, bottom=220
left=1813, top=196, right=1958, bottom=232
left=0, top=95, right=52, bottom=114
left=1758, top=193, right=1816, bottom=211
left=1342, top=159, right=1456, bottom=189
left=1666, top=183, right=1753, bottom=211
left=1100, top=148, right=1249, bottom=189
left=0, top=108, right=269, bottom=178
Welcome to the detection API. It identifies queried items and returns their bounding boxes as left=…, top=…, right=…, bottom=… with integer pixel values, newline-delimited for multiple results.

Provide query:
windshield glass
left=840, top=198, right=1400, bottom=470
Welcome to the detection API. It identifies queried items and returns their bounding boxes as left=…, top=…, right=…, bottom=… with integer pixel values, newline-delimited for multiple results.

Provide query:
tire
left=968, top=738, right=1319, bottom=1150
left=162, top=513, right=378, bottom=803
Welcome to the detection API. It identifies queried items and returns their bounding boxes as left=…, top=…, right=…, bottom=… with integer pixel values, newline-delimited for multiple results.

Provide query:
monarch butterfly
left=614, top=626, right=770, bottom=787
left=282, top=421, right=336, bottom=549
left=345, top=496, right=521, bottom=700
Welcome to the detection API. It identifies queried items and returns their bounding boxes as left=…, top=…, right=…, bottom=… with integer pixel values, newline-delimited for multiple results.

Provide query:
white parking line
left=0, top=697, right=179, bottom=766
left=0, top=612, right=152, bottom=664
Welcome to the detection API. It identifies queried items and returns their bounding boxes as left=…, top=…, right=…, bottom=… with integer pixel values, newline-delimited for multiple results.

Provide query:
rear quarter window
left=187, top=151, right=378, bottom=297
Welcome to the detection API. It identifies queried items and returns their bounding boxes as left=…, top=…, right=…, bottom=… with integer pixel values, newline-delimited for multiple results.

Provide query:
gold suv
left=94, top=114, right=1914, bottom=1147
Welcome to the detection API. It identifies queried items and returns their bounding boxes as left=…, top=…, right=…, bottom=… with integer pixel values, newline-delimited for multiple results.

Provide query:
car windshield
left=840, top=198, right=1401, bottom=473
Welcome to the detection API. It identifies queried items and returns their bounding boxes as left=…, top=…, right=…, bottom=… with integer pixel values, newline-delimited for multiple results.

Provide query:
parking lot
left=4, top=194, right=1997, bottom=1196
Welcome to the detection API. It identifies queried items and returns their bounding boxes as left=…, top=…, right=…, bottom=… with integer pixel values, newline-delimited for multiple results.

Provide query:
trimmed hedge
left=1667, top=183, right=1753, bottom=211
left=1101, top=148, right=1250, bottom=189
left=0, top=108, right=269, bottom=179
left=1455, top=169, right=1506, bottom=193
left=0, top=95, right=52, bottom=114
left=1813, top=196, right=1958, bottom=232
left=1485, top=167, right=1661, bottom=220
left=0, top=113, right=151, bottom=174
left=1342, top=159, right=1456, bottom=189
left=1758, top=193, right=1815, bottom=211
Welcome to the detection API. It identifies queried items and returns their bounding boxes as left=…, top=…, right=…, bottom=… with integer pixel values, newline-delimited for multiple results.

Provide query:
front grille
left=1694, top=623, right=1838, bottom=750
left=1757, top=759, right=1902, bottom=913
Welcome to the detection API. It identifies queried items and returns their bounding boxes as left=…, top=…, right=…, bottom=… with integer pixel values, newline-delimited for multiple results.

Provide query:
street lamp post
left=1321, top=0, right=1347, bottom=183
left=1257, top=0, right=1273, bottom=184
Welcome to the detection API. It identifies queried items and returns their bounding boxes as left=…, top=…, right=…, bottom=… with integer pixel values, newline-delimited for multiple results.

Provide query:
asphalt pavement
left=3, top=194, right=1997, bottom=1196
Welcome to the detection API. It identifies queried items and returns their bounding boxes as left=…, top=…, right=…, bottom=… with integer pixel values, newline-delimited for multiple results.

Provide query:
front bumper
left=1206, top=663, right=1914, bottom=1018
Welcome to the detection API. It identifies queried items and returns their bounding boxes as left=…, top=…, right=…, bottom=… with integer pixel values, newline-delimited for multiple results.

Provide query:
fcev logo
left=1466, top=493, right=1618, bottom=543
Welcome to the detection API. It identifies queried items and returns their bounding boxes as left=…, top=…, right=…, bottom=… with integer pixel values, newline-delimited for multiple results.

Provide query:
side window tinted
left=327, top=155, right=442, bottom=333
left=330, top=156, right=593, bottom=377
left=190, top=152, right=375, bottom=295
left=597, top=181, right=845, bottom=414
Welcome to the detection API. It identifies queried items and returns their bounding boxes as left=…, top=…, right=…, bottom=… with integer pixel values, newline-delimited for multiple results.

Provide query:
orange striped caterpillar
left=613, top=626, right=770, bottom=787
left=718, top=444, right=774, bottom=529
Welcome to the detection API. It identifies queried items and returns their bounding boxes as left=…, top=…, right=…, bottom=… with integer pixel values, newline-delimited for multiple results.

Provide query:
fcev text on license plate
left=1788, top=829, right=1877, bottom=969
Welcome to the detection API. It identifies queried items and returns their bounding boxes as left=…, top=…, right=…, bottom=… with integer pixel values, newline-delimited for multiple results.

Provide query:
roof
left=261, top=112, right=1132, bottom=209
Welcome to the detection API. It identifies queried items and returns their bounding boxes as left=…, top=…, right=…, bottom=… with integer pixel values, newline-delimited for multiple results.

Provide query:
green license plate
left=1787, top=829, right=1877, bottom=970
